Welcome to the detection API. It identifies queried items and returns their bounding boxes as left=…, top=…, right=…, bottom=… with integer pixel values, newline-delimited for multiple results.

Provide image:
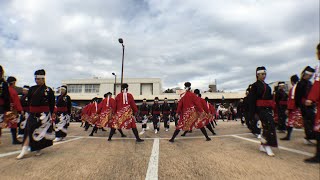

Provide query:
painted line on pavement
left=67, top=133, right=252, bottom=140
left=231, top=135, right=314, bottom=157
left=0, top=137, right=82, bottom=158
left=145, top=138, right=159, bottom=180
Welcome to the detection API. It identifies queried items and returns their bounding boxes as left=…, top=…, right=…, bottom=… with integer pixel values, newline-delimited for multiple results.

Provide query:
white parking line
left=231, top=135, right=314, bottom=157
left=0, top=137, right=82, bottom=158
left=145, top=138, right=159, bottom=180
left=67, top=133, right=252, bottom=140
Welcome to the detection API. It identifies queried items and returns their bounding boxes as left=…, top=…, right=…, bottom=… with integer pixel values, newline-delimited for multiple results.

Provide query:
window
left=68, top=85, right=82, bottom=93
left=85, top=84, right=100, bottom=93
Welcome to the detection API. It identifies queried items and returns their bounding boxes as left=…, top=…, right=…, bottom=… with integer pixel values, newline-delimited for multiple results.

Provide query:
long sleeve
left=177, top=99, right=183, bottom=114
left=96, top=101, right=103, bottom=114
left=308, top=81, right=319, bottom=103
left=2, top=82, right=11, bottom=111
left=67, top=96, right=72, bottom=114
left=111, top=99, right=116, bottom=114
left=295, top=82, right=303, bottom=108
left=201, top=99, right=209, bottom=113
left=9, top=87, right=23, bottom=112
left=129, top=94, right=138, bottom=113
left=48, top=87, right=55, bottom=114
left=192, top=94, right=204, bottom=113
left=248, top=83, right=257, bottom=114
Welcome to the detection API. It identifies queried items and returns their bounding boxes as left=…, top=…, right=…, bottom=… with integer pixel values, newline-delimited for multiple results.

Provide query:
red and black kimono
left=55, top=94, right=71, bottom=138
left=96, top=96, right=116, bottom=128
left=111, top=92, right=138, bottom=129
left=25, top=85, right=55, bottom=151
left=249, top=80, right=278, bottom=147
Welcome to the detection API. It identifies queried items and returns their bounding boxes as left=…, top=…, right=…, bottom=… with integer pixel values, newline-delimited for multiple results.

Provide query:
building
left=62, top=77, right=246, bottom=106
left=62, top=78, right=162, bottom=105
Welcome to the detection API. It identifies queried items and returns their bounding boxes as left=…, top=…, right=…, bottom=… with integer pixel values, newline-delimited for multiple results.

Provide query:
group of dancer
left=0, top=68, right=72, bottom=159
left=239, top=43, right=319, bottom=163
left=80, top=90, right=217, bottom=138
left=0, top=44, right=318, bottom=163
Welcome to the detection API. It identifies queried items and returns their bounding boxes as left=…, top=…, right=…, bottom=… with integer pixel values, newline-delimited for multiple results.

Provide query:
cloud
left=0, top=0, right=318, bottom=92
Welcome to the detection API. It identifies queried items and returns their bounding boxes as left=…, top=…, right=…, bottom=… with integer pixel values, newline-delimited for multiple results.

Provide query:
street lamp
left=118, top=38, right=124, bottom=88
left=112, top=72, right=116, bottom=95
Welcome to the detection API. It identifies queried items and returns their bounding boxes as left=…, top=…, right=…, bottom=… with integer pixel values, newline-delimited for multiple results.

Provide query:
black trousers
left=277, top=106, right=287, bottom=131
left=244, top=111, right=251, bottom=130
left=301, top=106, right=316, bottom=140
left=172, top=113, right=178, bottom=127
left=258, top=107, right=278, bottom=147
left=239, top=112, right=245, bottom=124
left=152, top=115, right=160, bottom=131
left=252, top=115, right=261, bottom=135
left=163, top=114, right=170, bottom=129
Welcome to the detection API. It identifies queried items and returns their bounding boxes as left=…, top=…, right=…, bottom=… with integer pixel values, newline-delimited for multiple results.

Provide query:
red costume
left=287, top=84, right=303, bottom=128
left=176, top=91, right=205, bottom=131
left=198, top=97, right=211, bottom=125
left=111, top=91, right=138, bottom=129
left=6, top=86, right=23, bottom=128
left=308, top=64, right=319, bottom=132
left=208, top=103, right=216, bottom=122
left=87, top=102, right=98, bottom=125
left=96, top=96, right=116, bottom=128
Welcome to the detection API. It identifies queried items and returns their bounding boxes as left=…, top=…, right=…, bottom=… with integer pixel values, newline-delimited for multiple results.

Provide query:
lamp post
left=112, top=72, right=116, bottom=95
left=118, top=38, right=125, bottom=88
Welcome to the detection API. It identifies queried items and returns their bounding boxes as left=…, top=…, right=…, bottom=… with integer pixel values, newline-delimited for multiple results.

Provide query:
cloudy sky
left=0, top=0, right=319, bottom=92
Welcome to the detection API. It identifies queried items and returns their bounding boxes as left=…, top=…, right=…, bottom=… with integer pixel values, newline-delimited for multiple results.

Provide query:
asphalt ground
left=0, top=120, right=319, bottom=180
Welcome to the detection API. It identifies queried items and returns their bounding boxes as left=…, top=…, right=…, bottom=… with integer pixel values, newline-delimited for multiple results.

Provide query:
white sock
left=264, top=146, right=275, bottom=156
left=16, top=146, right=29, bottom=159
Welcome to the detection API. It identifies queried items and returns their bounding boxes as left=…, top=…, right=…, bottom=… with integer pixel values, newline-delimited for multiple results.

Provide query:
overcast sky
left=0, top=0, right=319, bottom=92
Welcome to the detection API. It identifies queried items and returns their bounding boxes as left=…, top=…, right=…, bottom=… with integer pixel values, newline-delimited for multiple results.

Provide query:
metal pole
left=120, top=44, right=124, bottom=87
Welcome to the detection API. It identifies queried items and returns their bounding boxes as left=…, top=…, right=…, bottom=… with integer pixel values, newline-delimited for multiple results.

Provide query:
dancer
left=248, top=66, right=278, bottom=156
left=53, top=85, right=71, bottom=142
left=169, top=82, right=211, bottom=142
left=280, top=75, right=301, bottom=141
left=17, top=69, right=55, bottom=159
left=108, top=84, right=143, bottom=142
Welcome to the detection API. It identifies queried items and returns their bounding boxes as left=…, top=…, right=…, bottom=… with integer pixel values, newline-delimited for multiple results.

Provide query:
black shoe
left=212, top=132, right=216, bottom=136
left=304, top=156, right=320, bottom=163
left=89, top=134, right=93, bottom=136
left=107, top=138, right=112, bottom=141
left=206, top=138, right=211, bottom=141
left=102, top=128, right=106, bottom=131
left=121, top=134, right=127, bottom=138
left=12, top=141, right=22, bottom=145
left=136, top=139, right=144, bottom=142
left=181, top=134, right=186, bottom=137
left=169, top=139, right=174, bottom=143
left=280, top=137, right=290, bottom=141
